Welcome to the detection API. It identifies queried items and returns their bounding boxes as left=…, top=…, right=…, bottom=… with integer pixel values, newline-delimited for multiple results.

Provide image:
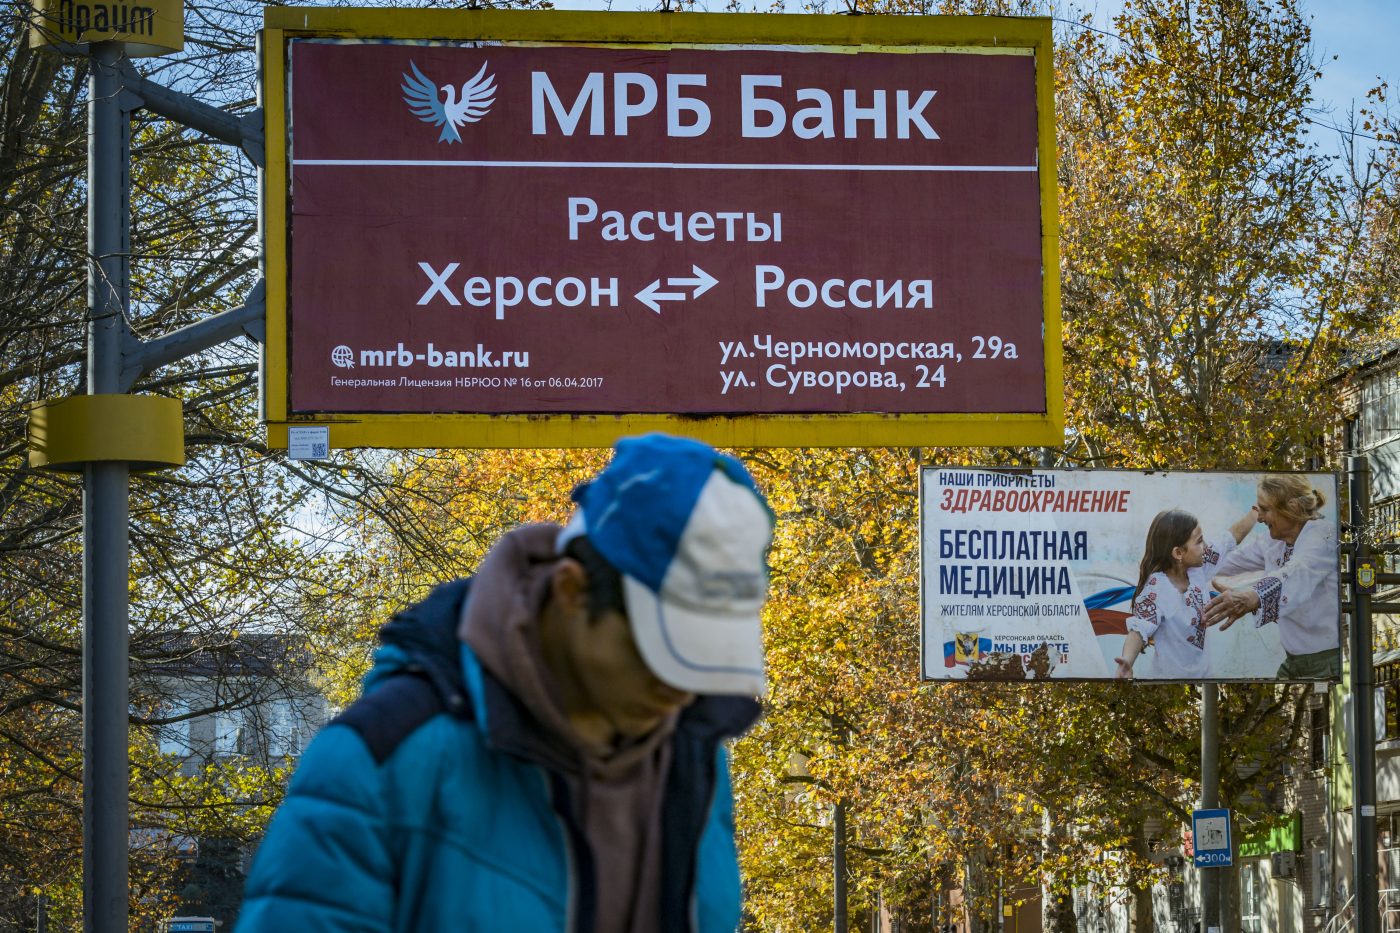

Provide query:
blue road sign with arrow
left=1192, top=808, right=1232, bottom=868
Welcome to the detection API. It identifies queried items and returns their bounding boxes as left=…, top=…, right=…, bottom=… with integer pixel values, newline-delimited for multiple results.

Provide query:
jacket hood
left=460, top=522, right=683, bottom=776
left=367, top=577, right=474, bottom=717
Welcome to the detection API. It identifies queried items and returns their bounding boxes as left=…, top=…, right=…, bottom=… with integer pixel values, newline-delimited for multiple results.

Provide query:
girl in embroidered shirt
left=1115, top=507, right=1257, bottom=680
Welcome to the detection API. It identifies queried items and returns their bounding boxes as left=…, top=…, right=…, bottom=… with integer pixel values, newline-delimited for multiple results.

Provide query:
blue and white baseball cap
left=557, top=434, right=774, bottom=696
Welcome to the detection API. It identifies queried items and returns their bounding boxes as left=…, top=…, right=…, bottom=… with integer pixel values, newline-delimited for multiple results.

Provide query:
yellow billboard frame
left=262, top=8, right=1062, bottom=450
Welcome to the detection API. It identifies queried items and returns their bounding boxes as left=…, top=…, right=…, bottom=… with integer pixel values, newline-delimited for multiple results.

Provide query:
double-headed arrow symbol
left=635, top=265, right=719, bottom=314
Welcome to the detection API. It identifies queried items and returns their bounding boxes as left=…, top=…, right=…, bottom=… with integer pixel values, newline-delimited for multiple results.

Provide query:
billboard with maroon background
left=281, top=24, right=1050, bottom=417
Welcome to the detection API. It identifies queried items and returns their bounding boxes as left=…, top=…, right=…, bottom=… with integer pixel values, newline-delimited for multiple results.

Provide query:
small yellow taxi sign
left=28, top=0, right=183, bottom=57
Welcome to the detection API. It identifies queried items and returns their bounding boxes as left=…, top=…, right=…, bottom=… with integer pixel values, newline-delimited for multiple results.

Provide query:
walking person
left=235, top=433, right=775, bottom=932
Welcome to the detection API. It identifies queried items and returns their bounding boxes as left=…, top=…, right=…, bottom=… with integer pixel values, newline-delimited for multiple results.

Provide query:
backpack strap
left=331, top=672, right=456, bottom=766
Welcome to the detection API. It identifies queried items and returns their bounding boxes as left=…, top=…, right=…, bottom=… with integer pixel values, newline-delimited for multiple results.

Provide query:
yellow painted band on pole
left=28, top=395, right=185, bottom=471
left=27, top=0, right=184, bottom=57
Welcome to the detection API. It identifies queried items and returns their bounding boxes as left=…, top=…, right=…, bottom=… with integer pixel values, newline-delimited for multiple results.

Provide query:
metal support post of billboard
left=1349, top=454, right=1379, bottom=933
left=28, top=6, right=261, bottom=927
left=834, top=799, right=848, bottom=933
left=113, top=59, right=265, bottom=167
left=85, top=39, right=133, bottom=933
left=1200, top=683, right=1220, bottom=931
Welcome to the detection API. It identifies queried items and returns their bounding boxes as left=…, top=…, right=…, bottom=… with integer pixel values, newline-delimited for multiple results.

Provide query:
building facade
left=138, top=634, right=330, bottom=925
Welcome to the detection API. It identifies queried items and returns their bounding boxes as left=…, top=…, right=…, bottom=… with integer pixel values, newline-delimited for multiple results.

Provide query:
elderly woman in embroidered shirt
left=1202, top=475, right=1341, bottom=680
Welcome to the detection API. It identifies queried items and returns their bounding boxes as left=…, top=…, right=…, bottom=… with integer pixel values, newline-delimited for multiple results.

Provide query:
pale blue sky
left=548, top=0, right=1398, bottom=153
left=1290, top=0, right=1398, bottom=117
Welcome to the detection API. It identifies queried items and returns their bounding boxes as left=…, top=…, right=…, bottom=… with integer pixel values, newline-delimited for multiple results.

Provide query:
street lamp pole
left=1200, top=683, right=1220, bottom=931
left=28, top=8, right=257, bottom=928
left=84, top=40, right=134, bottom=933
left=1349, top=455, right=1379, bottom=933
left=835, top=799, right=848, bottom=933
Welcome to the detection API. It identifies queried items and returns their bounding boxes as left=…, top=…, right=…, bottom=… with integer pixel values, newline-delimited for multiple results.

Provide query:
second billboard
left=920, top=468, right=1341, bottom=683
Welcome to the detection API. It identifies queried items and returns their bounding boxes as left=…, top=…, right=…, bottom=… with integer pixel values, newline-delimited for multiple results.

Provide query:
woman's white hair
left=1257, top=475, right=1326, bottom=524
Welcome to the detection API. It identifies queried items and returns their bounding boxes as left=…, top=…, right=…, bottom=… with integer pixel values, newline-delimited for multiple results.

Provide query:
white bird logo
left=401, top=60, right=496, bottom=144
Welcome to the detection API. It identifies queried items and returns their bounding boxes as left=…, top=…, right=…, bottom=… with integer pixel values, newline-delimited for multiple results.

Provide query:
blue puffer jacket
left=235, top=578, right=759, bottom=933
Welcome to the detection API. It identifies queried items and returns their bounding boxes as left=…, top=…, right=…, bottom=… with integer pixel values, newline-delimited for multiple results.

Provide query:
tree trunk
left=1043, top=892, right=1078, bottom=933
left=1133, top=887, right=1153, bottom=932
left=964, top=856, right=989, bottom=933
left=1041, top=811, right=1079, bottom=933
left=1131, top=827, right=1155, bottom=932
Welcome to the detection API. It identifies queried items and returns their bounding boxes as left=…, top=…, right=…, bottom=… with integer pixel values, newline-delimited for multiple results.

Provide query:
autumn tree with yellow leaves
left=1059, top=0, right=1339, bottom=469
left=1053, top=0, right=1397, bottom=926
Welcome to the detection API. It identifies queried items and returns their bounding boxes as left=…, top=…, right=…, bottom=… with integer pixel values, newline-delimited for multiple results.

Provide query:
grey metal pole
left=85, top=40, right=133, bottom=933
left=1200, top=683, right=1220, bottom=931
left=1349, top=454, right=1380, bottom=933
left=835, top=799, right=848, bottom=933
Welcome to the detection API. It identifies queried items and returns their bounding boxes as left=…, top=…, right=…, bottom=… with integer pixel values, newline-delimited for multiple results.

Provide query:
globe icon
left=331, top=345, right=355, bottom=369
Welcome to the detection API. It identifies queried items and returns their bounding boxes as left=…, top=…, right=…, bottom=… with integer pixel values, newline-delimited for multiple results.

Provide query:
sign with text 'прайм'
left=262, top=10, right=1062, bottom=449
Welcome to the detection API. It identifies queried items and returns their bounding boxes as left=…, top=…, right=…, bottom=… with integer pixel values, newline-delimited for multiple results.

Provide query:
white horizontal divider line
left=293, top=158, right=1038, bottom=172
